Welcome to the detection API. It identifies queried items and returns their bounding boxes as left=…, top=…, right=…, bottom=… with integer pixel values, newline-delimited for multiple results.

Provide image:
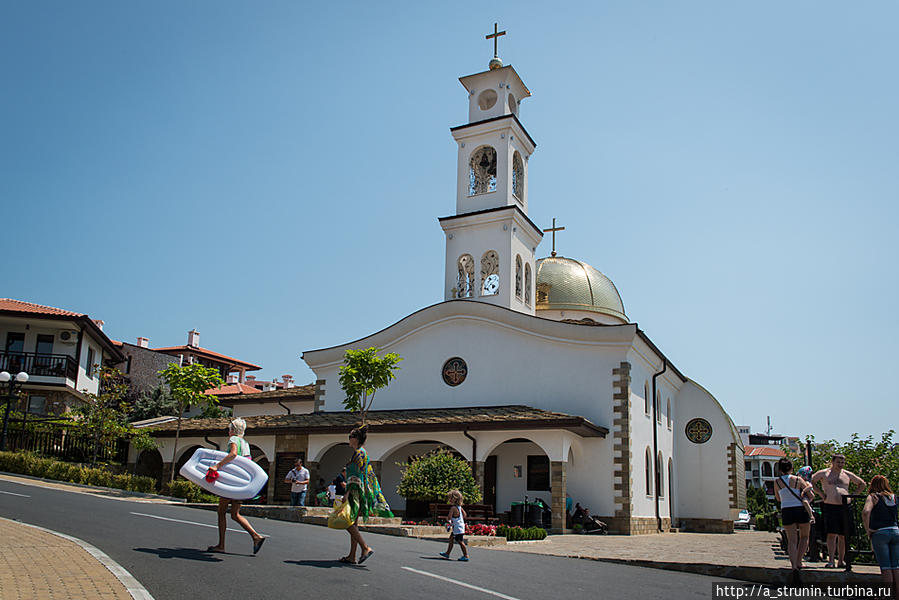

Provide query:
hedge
left=496, top=525, right=547, bottom=541
left=164, top=479, right=218, bottom=503
left=0, top=451, right=155, bottom=494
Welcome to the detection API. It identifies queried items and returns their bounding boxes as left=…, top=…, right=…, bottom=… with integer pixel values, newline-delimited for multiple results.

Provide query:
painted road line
left=130, top=511, right=253, bottom=534
left=1, top=516, right=155, bottom=600
left=0, top=490, right=30, bottom=497
left=401, top=566, right=522, bottom=600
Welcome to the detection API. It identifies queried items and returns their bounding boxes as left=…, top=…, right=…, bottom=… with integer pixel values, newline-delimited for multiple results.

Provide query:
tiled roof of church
left=147, top=405, right=607, bottom=438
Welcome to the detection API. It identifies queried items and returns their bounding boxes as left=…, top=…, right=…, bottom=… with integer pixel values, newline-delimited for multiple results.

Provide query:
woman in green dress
left=339, top=425, right=393, bottom=564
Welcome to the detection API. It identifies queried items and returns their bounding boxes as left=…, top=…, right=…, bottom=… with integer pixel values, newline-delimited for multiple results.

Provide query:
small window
left=86, top=347, right=95, bottom=378
left=644, top=382, right=650, bottom=415
left=645, top=447, right=653, bottom=496
left=512, top=151, right=524, bottom=201
left=656, top=390, right=662, bottom=424
left=5, top=332, right=25, bottom=353
left=28, top=395, right=47, bottom=415
left=666, top=398, right=671, bottom=429
left=524, top=263, right=532, bottom=306
left=515, top=255, right=523, bottom=299
left=480, top=250, right=500, bottom=296
left=456, top=254, right=475, bottom=298
left=469, top=146, right=497, bottom=196
left=761, top=462, right=772, bottom=477
left=527, top=455, right=550, bottom=491
left=657, top=452, right=664, bottom=498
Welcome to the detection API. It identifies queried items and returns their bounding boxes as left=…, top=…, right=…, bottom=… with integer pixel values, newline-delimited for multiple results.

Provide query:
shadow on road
left=284, top=559, right=368, bottom=569
left=134, top=547, right=225, bottom=561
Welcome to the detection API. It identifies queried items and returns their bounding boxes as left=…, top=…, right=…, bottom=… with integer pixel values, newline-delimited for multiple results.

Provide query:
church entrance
left=484, top=455, right=497, bottom=510
left=486, top=438, right=551, bottom=523
left=380, top=441, right=466, bottom=519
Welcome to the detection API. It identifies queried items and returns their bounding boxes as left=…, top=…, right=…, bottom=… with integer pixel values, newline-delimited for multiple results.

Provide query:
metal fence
left=3, top=421, right=129, bottom=464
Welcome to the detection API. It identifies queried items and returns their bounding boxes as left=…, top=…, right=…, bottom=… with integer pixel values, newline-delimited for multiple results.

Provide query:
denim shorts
left=871, top=527, right=899, bottom=570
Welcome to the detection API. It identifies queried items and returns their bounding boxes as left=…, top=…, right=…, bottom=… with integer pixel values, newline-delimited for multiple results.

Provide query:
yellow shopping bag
left=327, top=498, right=353, bottom=530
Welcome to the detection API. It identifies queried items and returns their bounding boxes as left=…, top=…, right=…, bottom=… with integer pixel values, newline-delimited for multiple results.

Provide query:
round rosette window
left=442, top=357, right=468, bottom=387
left=685, top=418, right=713, bottom=444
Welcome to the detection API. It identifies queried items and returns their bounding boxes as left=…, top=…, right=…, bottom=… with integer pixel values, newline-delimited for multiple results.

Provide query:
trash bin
left=525, top=503, right=543, bottom=527
left=511, top=502, right=525, bottom=525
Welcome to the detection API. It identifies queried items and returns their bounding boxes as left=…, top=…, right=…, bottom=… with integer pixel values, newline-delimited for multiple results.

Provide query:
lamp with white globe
left=0, top=370, right=29, bottom=452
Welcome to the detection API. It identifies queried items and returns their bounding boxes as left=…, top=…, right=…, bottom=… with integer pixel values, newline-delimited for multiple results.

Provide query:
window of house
left=645, top=447, right=652, bottom=496
left=644, top=382, right=650, bottom=415
left=86, top=347, right=95, bottom=378
left=657, top=452, right=664, bottom=498
left=656, top=391, right=662, bottom=424
left=527, top=455, right=550, bottom=491
left=28, top=395, right=47, bottom=414
left=35, top=334, right=54, bottom=355
left=5, top=332, right=25, bottom=353
left=762, top=462, right=772, bottom=477
left=666, top=398, right=672, bottom=429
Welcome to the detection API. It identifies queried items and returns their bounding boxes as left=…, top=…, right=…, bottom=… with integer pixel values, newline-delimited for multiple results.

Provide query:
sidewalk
left=0, top=517, right=132, bottom=600
left=483, top=530, right=883, bottom=585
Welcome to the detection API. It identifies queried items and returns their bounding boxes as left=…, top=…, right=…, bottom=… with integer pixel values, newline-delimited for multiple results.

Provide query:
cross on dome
left=543, top=218, right=565, bottom=257
left=485, top=23, right=506, bottom=69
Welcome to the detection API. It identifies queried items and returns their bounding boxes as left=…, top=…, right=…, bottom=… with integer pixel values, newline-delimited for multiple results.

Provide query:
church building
left=142, top=36, right=745, bottom=534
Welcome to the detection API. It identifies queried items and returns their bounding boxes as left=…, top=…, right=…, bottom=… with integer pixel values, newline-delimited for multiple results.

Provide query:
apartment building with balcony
left=0, top=299, right=124, bottom=415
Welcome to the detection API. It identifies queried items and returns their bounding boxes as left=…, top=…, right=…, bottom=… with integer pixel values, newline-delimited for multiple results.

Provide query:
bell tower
left=439, top=25, right=543, bottom=315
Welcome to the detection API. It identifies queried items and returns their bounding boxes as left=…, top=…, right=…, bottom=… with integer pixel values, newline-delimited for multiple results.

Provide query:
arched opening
left=668, top=457, right=675, bottom=524
left=469, top=146, right=497, bottom=195
left=655, top=390, right=662, bottom=424
left=480, top=250, right=500, bottom=296
left=515, top=255, right=523, bottom=300
left=645, top=447, right=653, bottom=496
left=456, top=254, right=475, bottom=298
left=135, top=449, right=163, bottom=489
left=644, top=382, right=650, bottom=415
left=512, top=151, right=524, bottom=201
left=666, top=398, right=672, bottom=429
left=761, top=462, right=773, bottom=478
left=249, top=445, right=270, bottom=504
left=524, top=263, right=532, bottom=305
left=487, top=438, right=551, bottom=525
left=174, top=445, right=203, bottom=480
left=381, top=440, right=466, bottom=519
left=657, top=451, right=664, bottom=498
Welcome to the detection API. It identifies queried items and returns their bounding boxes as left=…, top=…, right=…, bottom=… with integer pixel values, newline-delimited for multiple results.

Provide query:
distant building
left=152, top=330, right=262, bottom=383
left=242, top=374, right=296, bottom=391
left=0, top=298, right=124, bottom=415
left=744, top=445, right=787, bottom=497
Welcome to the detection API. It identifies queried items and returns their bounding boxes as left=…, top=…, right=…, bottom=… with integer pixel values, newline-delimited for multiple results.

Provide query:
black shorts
left=782, top=506, right=810, bottom=526
left=821, top=503, right=850, bottom=535
left=451, top=533, right=464, bottom=543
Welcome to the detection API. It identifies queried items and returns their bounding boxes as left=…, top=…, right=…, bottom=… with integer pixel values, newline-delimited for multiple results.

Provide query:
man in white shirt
left=285, top=458, right=310, bottom=507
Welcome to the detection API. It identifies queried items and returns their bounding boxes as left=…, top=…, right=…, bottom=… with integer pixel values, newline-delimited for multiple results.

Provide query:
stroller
left=571, top=503, right=608, bottom=534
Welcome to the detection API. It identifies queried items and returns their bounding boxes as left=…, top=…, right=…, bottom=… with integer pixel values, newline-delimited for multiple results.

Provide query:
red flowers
left=465, top=523, right=497, bottom=536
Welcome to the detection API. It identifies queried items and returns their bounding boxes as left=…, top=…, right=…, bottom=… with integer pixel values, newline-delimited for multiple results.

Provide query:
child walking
left=440, top=490, right=470, bottom=562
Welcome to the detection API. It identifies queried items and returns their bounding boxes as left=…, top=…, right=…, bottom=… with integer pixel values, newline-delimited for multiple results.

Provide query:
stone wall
left=119, top=342, right=176, bottom=400
left=679, top=518, right=734, bottom=533
left=611, top=362, right=632, bottom=528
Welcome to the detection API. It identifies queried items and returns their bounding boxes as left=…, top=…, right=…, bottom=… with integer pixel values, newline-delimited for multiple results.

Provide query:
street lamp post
left=0, top=370, right=29, bottom=452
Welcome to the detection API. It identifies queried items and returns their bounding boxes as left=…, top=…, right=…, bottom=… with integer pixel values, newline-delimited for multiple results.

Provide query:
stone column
left=550, top=460, right=567, bottom=533
left=472, top=460, right=485, bottom=500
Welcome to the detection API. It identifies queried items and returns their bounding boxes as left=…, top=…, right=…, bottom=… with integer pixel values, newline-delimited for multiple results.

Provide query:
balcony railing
left=0, top=351, right=78, bottom=380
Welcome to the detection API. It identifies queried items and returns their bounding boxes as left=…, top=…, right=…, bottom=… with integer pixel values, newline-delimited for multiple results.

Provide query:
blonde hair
left=447, top=489, right=463, bottom=506
left=229, top=417, right=247, bottom=436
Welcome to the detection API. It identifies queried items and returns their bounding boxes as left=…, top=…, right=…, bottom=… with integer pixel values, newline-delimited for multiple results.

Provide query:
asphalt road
left=0, top=478, right=729, bottom=600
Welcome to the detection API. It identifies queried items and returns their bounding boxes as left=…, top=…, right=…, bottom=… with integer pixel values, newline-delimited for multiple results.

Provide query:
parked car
left=734, top=509, right=751, bottom=529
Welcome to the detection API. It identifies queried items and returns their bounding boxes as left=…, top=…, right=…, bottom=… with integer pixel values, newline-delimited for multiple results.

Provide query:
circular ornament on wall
left=442, top=357, right=468, bottom=387
left=685, top=418, right=713, bottom=444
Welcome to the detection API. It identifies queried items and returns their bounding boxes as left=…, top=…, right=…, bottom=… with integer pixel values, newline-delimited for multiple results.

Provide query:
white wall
left=232, top=400, right=314, bottom=418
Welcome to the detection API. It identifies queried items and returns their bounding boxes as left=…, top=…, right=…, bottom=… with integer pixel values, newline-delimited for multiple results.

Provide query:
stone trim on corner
left=728, top=442, right=746, bottom=510
left=313, top=379, right=326, bottom=412
left=611, top=361, right=632, bottom=526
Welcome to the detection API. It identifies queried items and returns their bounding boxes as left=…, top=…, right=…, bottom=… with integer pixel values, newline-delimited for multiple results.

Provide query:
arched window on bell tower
left=456, top=254, right=475, bottom=298
left=481, top=250, right=500, bottom=296
left=524, top=263, right=532, bottom=305
left=469, top=146, right=497, bottom=196
left=512, top=151, right=524, bottom=203
left=515, top=255, right=523, bottom=300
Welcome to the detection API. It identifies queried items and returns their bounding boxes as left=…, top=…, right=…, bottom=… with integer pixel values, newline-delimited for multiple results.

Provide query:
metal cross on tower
left=485, top=23, right=506, bottom=58
left=543, top=218, right=565, bottom=257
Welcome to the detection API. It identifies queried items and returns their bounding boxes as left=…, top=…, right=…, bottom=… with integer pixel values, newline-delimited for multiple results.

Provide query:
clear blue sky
left=3, top=2, right=897, bottom=442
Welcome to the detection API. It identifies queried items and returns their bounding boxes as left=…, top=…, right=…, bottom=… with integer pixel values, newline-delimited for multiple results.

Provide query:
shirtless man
left=812, top=454, right=866, bottom=568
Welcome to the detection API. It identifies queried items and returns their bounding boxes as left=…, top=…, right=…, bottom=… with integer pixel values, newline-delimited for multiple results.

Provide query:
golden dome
left=535, top=256, right=627, bottom=322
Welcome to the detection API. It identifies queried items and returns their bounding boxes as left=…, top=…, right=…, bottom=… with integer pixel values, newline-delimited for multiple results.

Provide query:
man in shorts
left=812, top=454, right=866, bottom=568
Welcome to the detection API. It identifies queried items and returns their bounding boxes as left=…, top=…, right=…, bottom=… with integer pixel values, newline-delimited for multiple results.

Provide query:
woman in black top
left=862, top=475, right=899, bottom=598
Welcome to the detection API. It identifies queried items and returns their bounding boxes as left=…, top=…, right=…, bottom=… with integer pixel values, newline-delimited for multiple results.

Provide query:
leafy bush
left=165, top=479, right=218, bottom=503
left=497, top=525, right=547, bottom=541
left=0, top=451, right=155, bottom=494
left=397, top=449, right=482, bottom=503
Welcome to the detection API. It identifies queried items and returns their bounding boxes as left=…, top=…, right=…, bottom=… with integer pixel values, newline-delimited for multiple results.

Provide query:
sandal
left=253, top=537, right=267, bottom=555
left=359, top=549, right=374, bottom=564
left=206, top=546, right=225, bottom=553
left=338, top=556, right=357, bottom=564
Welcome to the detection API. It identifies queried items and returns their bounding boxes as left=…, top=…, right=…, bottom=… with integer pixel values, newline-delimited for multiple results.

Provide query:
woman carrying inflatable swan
left=333, top=425, right=393, bottom=564
left=206, top=418, right=267, bottom=554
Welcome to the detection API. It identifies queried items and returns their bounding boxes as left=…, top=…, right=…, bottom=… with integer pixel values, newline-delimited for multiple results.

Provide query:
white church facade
left=142, top=45, right=745, bottom=534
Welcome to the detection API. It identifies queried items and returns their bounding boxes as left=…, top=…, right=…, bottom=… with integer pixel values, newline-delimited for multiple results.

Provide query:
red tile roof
left=744, top=445, right=786, bottom=457
left=151, top=345, right=262, bottom=370
left=0, top=298, right=84, bottom=317
left=204, top=383, right=262, bottom=396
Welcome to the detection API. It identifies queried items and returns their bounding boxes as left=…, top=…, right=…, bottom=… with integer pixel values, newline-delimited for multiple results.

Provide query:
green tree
left=158, top=363, right=224, bottom=482
left=129, top=386, right=179, bottom=422
left=397, top=448, right=482, bottom=504
left=796, top=431, right=898, bottom=490
left=338, top=347, right=402, bottom=425
left=78, top=366, right=133, bottom=467
left=129, top=428, right=158, bottom=475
